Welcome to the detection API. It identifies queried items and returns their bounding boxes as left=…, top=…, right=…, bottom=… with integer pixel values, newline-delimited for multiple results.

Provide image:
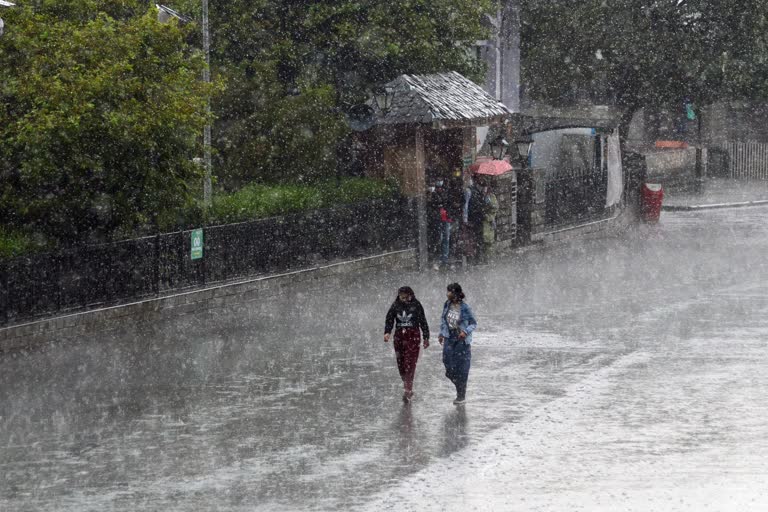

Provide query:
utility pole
left=156, top=3, right=210, bottom=204
left=501, top=0, right=521, bottom=112
left=202, top=0, right=212, bottom=207
left=477, top=1, right=521, bottom=111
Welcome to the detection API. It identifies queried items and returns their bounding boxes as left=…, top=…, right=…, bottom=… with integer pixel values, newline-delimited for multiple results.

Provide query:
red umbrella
left=469, top=158, right=513, bottom=176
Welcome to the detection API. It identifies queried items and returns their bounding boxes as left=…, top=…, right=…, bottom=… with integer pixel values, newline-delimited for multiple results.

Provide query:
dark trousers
left=442, top=337, right=471, bottom=399
left=394, top=328, right=421, bottom=392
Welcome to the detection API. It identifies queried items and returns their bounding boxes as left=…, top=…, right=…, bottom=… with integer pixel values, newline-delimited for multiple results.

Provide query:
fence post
left=515, top=169, right=533, bottom=243
left=1, top=262, right=8, bottom=327
left=79, top=248, right=88, bottom=309
left=202, top=228, right=207, bottom=286
left=694, top=146, right=704, bottom=193
left=153, top=233, right=160, bottom=296
left=56, top=252, right=62, bottom=314
left=414, top=196, right=428, bottom=270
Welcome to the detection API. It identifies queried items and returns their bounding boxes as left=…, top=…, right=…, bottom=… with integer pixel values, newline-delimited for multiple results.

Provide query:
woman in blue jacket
left=438, top=283, right=477, bottom=405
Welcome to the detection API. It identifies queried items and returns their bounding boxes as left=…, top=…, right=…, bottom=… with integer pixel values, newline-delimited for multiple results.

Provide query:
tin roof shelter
left=365, top=71, right=511, bottom=197
left=375, top=71, right=509, bottom=128
left=362, top=72, right=512, bottom=268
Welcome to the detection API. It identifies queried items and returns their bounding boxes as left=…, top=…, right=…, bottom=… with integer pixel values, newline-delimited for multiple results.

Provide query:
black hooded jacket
left=385, top=299, right=430, bottom=339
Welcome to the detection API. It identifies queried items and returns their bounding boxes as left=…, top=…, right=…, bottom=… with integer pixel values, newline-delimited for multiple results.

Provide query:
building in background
left=476, top=0, right=521, bottom=113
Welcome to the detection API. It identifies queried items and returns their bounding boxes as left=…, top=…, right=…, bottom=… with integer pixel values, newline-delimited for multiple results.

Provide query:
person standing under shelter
left=431, top=177, right=456, bottom=270
left=384, top=286, right=430, bottom=402
left=438, top=283, right=477, bottom=405
left=481, top=182, right=499, bottom=258
left=466, top=176, right=498, bottom=262
left=465, top=176, right=485, bottom=261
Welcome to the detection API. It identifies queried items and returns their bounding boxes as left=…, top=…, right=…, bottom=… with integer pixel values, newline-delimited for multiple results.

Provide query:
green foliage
left=172, top=0, right=492, bottom=185
left=324, top=176, right=398, bottom=203
left=0, top=2, right=216, bottom=241
left=214, top=64, right=348, bottom=187
left=209, top=177, right=396, bottom=224
left=521, top=1, right=768, bottom=126
left=0, top=0, right=492, bottom=241
left=0, top=228, right=43, bottom=260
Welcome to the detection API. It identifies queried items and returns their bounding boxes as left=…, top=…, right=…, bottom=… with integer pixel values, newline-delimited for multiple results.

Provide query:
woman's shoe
left=452, top=397, right=466, bottom=405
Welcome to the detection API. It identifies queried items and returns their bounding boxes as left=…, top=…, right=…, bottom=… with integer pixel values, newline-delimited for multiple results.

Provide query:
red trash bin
left=640, top=183, right=664, bottom=223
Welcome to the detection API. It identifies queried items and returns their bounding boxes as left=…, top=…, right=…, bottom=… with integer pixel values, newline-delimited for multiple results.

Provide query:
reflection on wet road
left=3, top=207, right=768, bottom=510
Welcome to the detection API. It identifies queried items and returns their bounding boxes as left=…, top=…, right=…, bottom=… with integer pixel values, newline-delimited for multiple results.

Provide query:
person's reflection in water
left=396, top=403, right=415, bottom=457
left=440, top=406, right=469, bottom=457
left=391, top=403, right=429, bottom=467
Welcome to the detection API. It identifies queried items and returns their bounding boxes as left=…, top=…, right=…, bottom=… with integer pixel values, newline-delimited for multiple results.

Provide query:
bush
left=0, top=178, right=397, bottom=257
left=209, top=178, right=396, bottom=224
left=317, top=177, right=397, bottom=204
left=0, top=228, right=44, bottom=260
left=1, top=6, right=215, bottom=243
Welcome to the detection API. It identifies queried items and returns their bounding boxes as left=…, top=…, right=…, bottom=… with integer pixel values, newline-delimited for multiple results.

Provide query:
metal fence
left=0, top=197, right=415, bottom=327
left=544, top=166, right=608, bottom=226
left=723, top=141, right=768, bottom=180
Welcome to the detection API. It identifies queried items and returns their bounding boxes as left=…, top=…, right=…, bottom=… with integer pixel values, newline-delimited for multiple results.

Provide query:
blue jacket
left=439, top=300, right=477, bottom=344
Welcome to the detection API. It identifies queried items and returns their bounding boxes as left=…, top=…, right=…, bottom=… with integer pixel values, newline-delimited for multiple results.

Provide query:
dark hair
left=397, top=286, right=415, bottom=301
left=447, top=283, right=465, bottom=300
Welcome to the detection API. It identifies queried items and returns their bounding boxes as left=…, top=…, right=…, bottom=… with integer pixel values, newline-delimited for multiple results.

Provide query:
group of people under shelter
left=427, top=168, right=499, bottom=269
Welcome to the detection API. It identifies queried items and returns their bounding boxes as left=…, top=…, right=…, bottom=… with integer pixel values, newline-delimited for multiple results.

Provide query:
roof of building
left=0, top=1, right=16, bottom=7
left=375, top=71, right=510, bottom=128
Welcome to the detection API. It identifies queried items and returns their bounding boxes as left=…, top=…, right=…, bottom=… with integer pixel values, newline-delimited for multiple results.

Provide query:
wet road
left=2, top=207, right=768, bottom=511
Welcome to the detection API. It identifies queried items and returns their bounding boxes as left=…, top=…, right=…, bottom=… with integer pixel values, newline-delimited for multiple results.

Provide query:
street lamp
left=373, top=85, right=395, bottom=114
left=489, top=135, right=509, bottom=160
left=515, top=132, right=533, bottom=164
left=0, top=1, right=15, bottom=39
left=156, top=4, right=192, bottom=23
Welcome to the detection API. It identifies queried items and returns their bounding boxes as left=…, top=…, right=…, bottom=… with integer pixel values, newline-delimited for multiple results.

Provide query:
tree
left=172, top=0, right=492, bottom=186
left=0, top=1, right=215, bottom=241
left=520, top=0, right=768, bottom=138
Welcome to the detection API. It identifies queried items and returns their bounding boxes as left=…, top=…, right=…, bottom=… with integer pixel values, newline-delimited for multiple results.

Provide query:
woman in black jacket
left=384, top=286, right=430, bottom=402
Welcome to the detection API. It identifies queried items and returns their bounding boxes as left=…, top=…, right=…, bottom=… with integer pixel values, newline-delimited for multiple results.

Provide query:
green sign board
left=685, top=103, right=696, bottom=121
left=190, top=228, right=204, bottom=260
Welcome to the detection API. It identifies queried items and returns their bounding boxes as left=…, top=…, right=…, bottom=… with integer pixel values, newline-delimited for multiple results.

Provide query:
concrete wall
left=643, top=148, right=698, bottom=191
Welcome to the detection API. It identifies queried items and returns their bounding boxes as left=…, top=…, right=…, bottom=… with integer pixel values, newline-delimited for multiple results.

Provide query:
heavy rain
left=2, top=1, right=768, bottom=511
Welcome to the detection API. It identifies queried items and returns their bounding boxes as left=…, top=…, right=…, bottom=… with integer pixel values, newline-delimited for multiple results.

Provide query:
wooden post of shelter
left=414, top=126, right=428, bottom=269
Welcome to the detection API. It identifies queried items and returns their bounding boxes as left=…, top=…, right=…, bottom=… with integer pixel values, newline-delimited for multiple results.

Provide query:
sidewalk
left=663, top=178, right=768, bottom=210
